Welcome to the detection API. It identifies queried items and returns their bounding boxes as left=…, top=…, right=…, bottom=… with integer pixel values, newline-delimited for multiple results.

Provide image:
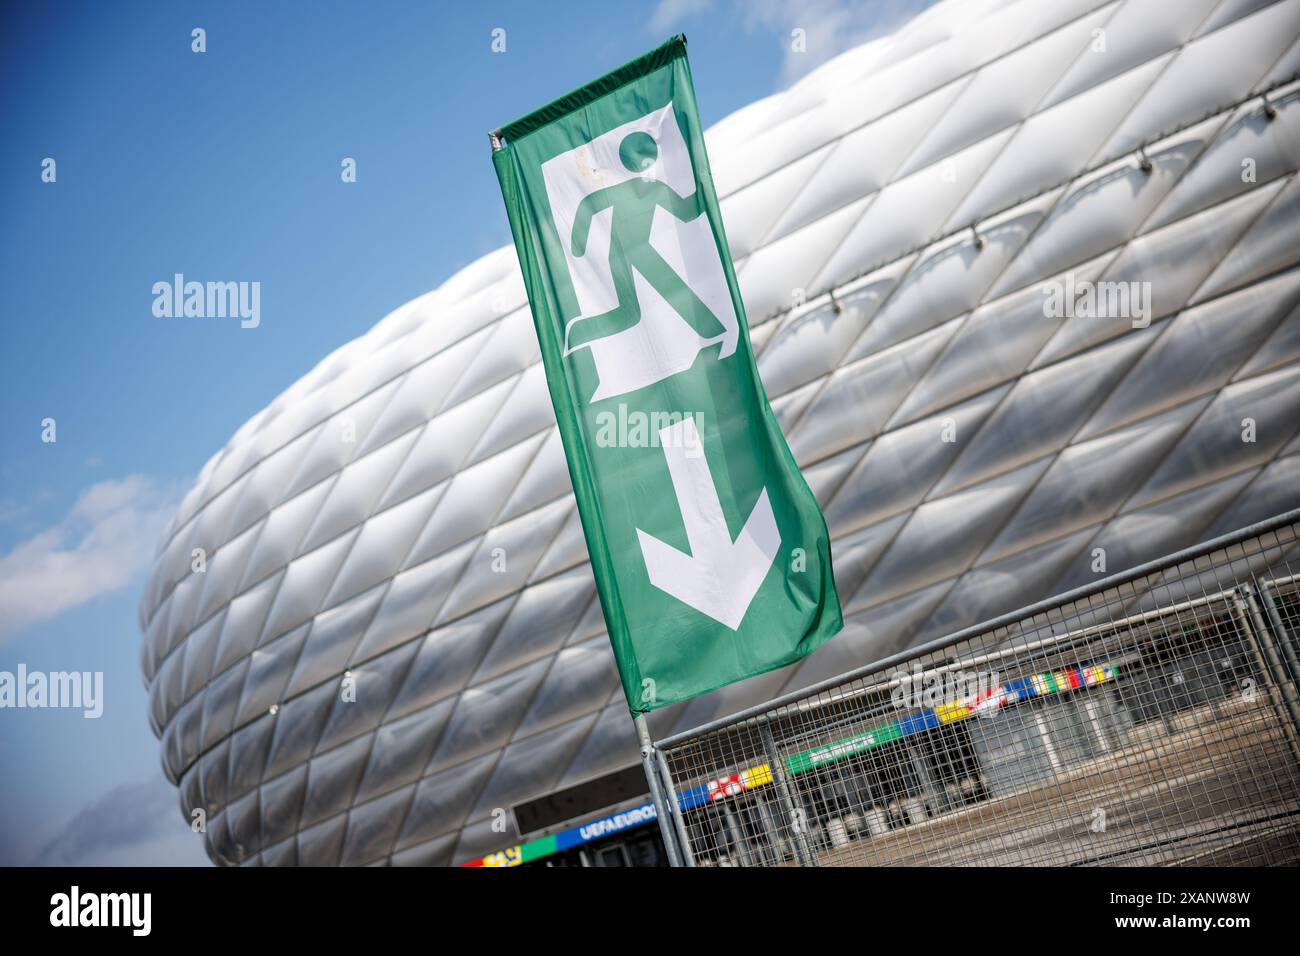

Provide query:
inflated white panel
left=815, top=130, right=1014, bottom=292
left=1100, top=0, right=1300, bottom=157
left=140, top=0, right=1300, bottom=867
left=1041, top=0, right=1215, bottom=109
left=767, top=81, right=966, bottom=242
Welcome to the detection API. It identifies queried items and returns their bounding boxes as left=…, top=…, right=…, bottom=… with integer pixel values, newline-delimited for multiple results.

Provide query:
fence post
left=758, top=715, right=818, bottom=867
left=635, top=713, right=683, bottom=867
left=1259, top=581, right=1300, bottom=684
left=655, top=747, right=696, bottom=867
left=1234, top=585, right=1300, bottom=766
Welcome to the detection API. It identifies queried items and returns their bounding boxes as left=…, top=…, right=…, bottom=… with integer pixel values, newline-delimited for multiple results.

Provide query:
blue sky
left=0, top=0, right=934, bottom=865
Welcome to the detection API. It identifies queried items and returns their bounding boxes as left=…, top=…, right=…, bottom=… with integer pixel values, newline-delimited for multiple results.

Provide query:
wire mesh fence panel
left=657, top=513, right=1300, bottom=867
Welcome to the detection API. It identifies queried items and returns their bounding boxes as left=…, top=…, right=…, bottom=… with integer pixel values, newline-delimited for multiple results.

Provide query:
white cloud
left=0, top=475, right=177, bottom=643
left=740, top=0, right=938, bottom=86
left=649, top=0, right=715, bottom=34
left=649, top=0, right=939, bottom=86
left=29, top=775, right=209, bottom=866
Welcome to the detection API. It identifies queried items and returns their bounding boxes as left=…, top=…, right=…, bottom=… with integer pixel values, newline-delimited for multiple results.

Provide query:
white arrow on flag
left=636, top=418, right=781, bottom=629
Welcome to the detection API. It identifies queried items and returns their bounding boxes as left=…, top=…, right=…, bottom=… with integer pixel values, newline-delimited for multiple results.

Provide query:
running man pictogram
left=565, top=131, right=729, bottom=351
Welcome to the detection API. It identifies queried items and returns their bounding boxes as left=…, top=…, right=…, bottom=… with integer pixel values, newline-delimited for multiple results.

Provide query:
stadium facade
left=139, top=0, right=1300, bottom=866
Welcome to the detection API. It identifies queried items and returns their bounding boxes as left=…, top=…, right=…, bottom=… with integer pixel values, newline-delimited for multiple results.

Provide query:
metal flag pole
left=635, top=712, right=685, bottom=867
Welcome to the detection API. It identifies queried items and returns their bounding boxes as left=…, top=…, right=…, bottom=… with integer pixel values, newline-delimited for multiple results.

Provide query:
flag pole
left=635, top=712, right=685, bottom=867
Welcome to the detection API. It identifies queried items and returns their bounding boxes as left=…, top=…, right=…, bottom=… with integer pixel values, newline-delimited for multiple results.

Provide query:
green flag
left=492, top=35, right=841, bottom=713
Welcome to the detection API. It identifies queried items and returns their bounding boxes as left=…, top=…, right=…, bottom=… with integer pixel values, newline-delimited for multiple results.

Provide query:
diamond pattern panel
left=140, top=0, right=1300, bottom=865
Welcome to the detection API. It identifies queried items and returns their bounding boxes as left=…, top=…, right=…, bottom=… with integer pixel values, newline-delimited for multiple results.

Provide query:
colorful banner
left=784, top=662, right=1120, bottom=774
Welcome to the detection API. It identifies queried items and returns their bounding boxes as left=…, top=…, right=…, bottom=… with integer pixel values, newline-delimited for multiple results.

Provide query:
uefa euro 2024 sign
left=493, top=36, right=842, bottom=712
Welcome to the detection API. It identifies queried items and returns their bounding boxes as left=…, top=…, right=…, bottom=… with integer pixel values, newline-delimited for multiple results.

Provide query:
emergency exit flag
left=492, top=35, right=841, bottom=713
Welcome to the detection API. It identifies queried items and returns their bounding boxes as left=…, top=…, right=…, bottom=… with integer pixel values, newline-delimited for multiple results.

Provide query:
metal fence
left=651, top=510, right=1300, bottom=867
